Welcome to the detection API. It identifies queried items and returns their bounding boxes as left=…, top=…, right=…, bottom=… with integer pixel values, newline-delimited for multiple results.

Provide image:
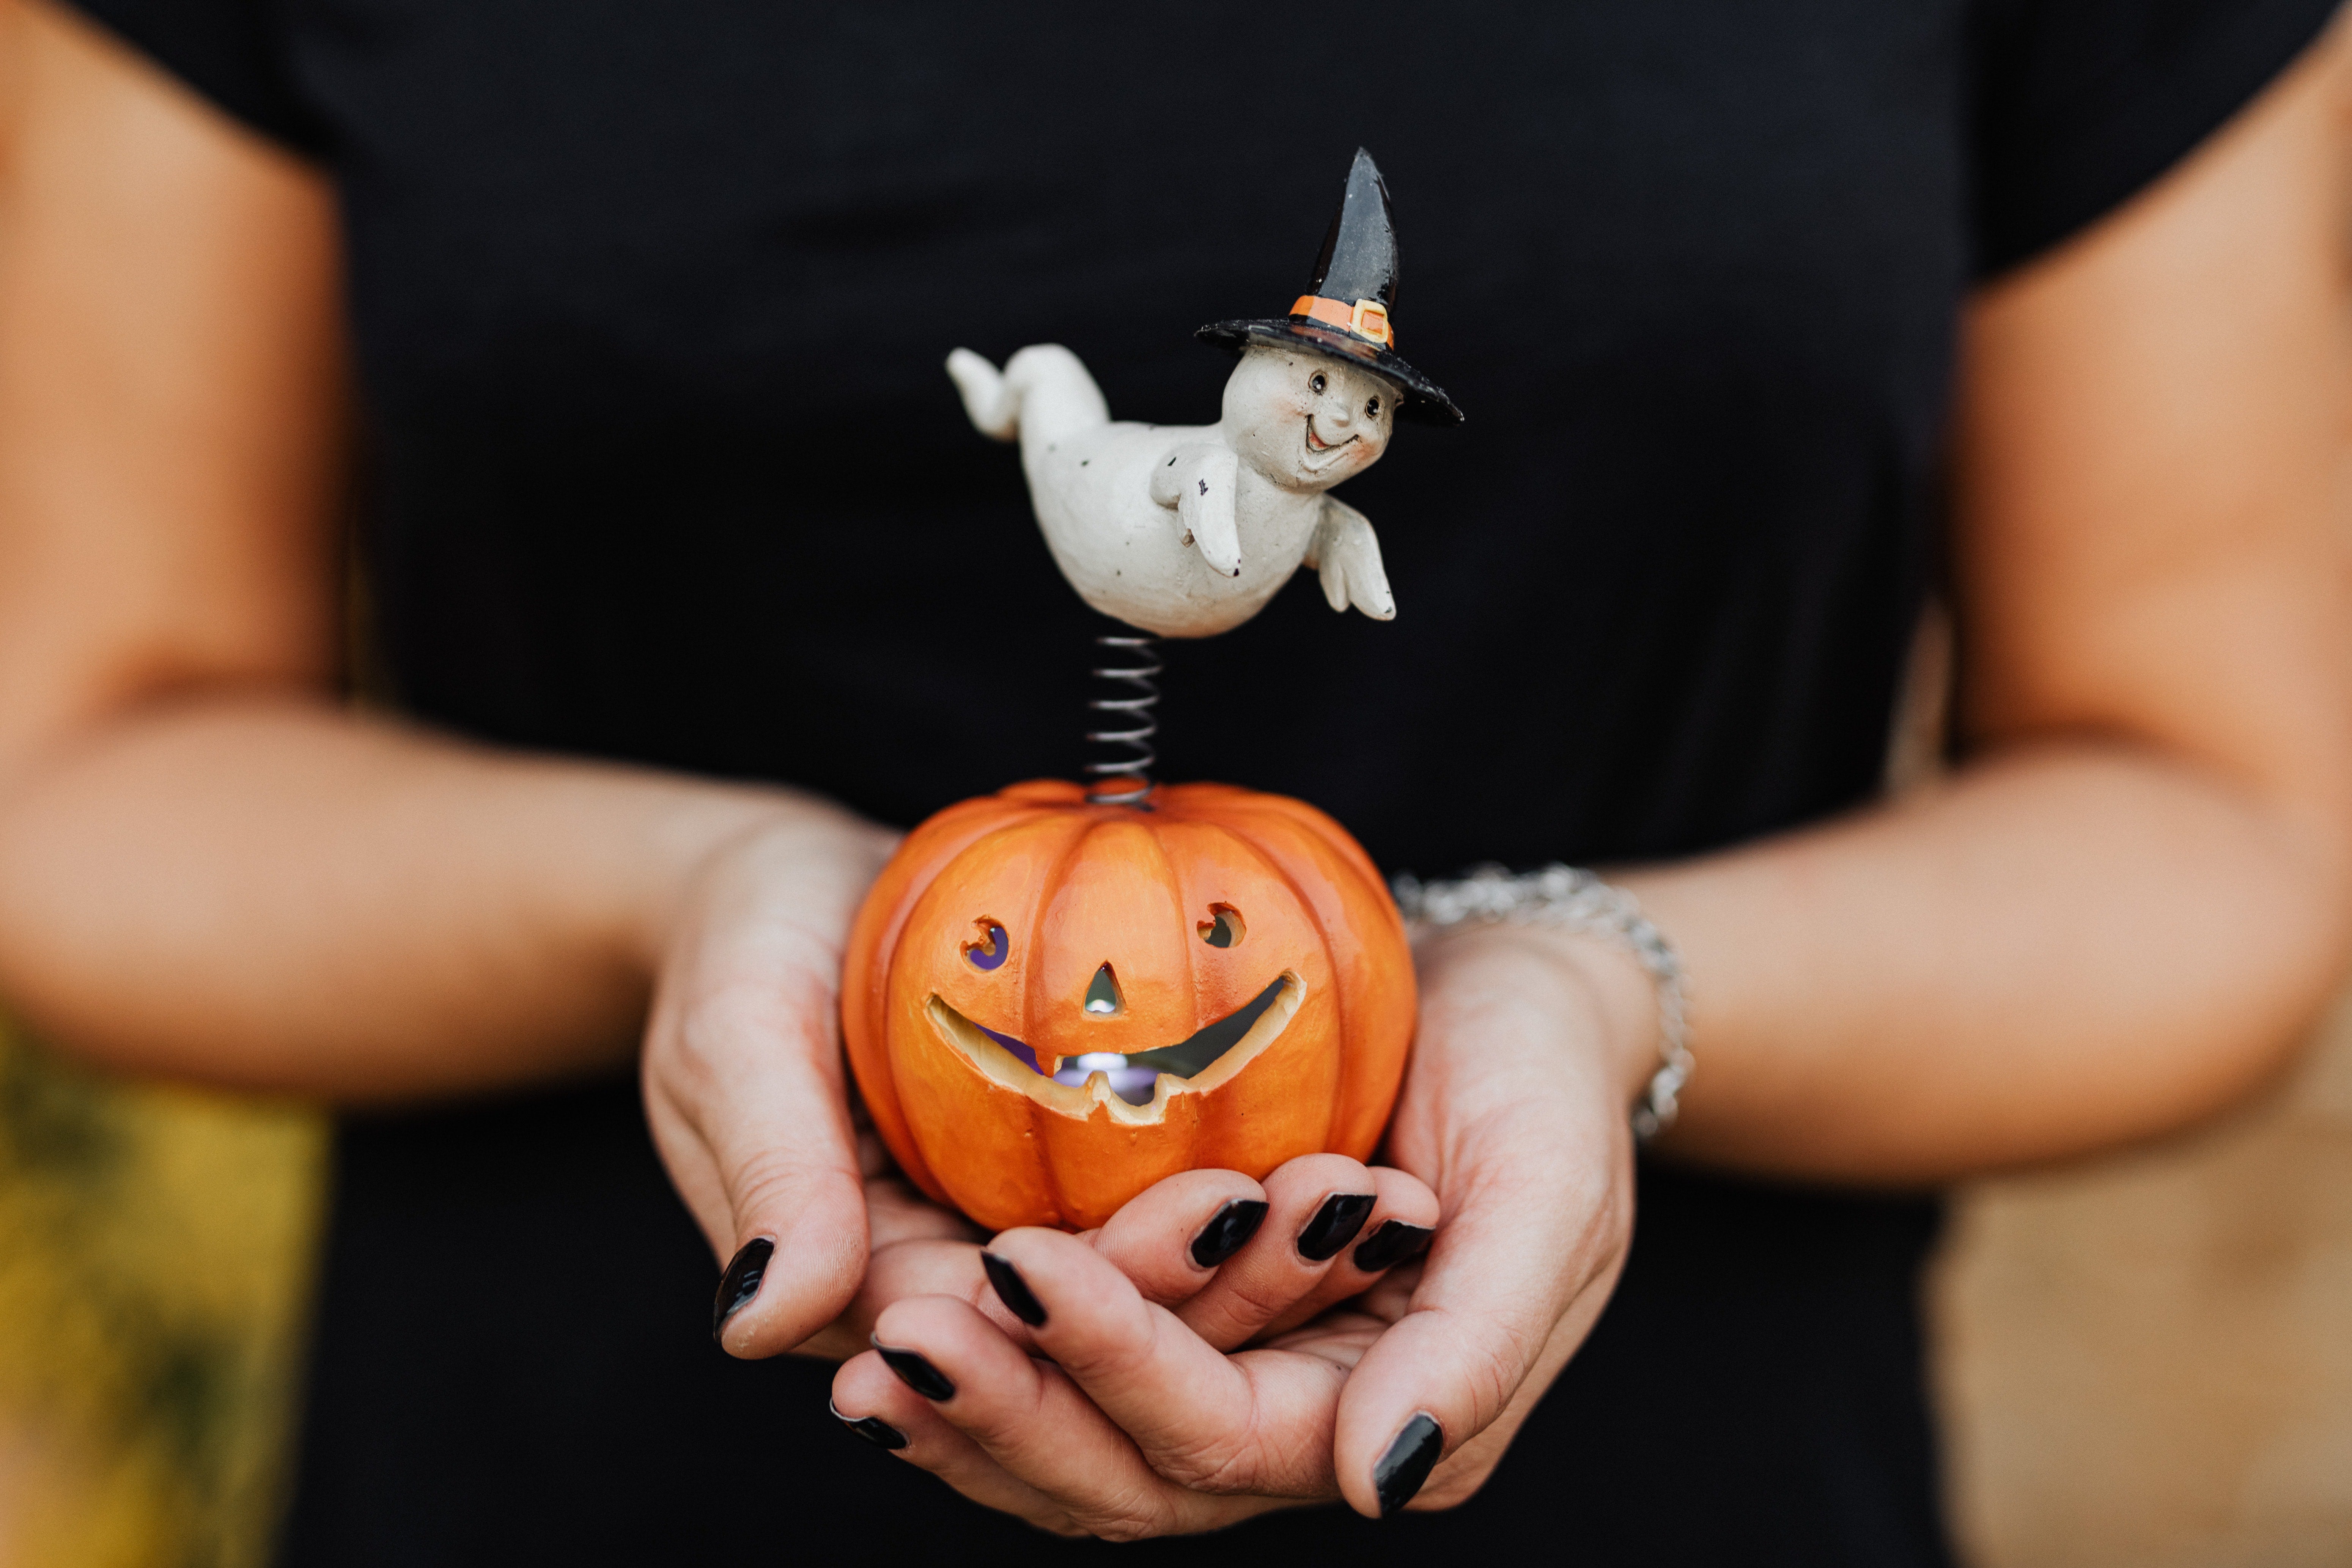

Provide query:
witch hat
left=1198, top=148, right=1462, bottom=425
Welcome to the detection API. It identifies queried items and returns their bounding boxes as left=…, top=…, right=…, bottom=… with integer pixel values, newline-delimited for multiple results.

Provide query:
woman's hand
left=828, top=920, right=1660, bottom=1532
left=638, top=805, right=924, bottom=1357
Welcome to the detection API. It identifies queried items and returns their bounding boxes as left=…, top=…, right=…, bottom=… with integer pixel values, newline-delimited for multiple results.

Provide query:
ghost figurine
left=946, top=148, right=1462, bottom=640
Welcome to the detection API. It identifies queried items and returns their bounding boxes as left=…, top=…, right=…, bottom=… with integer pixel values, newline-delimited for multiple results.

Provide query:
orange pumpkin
left=842, top=780, right=1416, bottom=1231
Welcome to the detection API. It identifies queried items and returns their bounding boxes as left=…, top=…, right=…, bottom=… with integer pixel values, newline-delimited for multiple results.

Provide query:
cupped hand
left=639, top=802, right=937, bottom=1358
left=828, top=918, right=1661, bottom=1532
left=830, top=1153, right=1441, bottom=1536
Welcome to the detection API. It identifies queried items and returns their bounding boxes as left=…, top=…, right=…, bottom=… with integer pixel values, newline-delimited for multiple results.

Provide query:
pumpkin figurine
left=841, top=149, right=1452, bottom=1230
left=842, top=781, right=1414, bottom=1231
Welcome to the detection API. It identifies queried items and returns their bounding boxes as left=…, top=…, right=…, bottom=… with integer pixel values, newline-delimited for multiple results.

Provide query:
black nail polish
left=711, top=1237, right=774, bottom=1344
left=1297, top=1192, right=1376, bottom=1262
left=1374, top=1412, right=1443, bottom=1516
left=873, top=1340, right=957, bottom=1402
left=1352, top=1221, right=1434, bottom=1274
left=829, top=1400, right=909, bottom=1451
left=1190, top=1198, right=1269, bottom=1268
left=981, top=1251, right=1048, bottom=1327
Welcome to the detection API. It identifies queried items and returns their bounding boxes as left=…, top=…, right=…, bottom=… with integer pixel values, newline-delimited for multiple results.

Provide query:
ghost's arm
left=1148, top=444, right=1242, bottom=579
left=1303, top=495, right=1396, bottom=620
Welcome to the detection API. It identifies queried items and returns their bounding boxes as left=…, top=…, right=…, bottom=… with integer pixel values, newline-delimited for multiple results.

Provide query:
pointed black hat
left=1198, top=148, right=1462, bottom=425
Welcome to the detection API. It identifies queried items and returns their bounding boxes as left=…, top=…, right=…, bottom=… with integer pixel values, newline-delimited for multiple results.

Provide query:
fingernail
left=1190, top=1198, right=1269, bottom=1268
left=1374, top=1412, right=1444, bottom=1516
left=1352, top=1221, right=1434, bottom=1274
left=711, top=1237, right=774, bottom=1344
left=829, top=1399, right=909, bottom=1451
left=872, top=1339, right=957, bottom=1402
left=981, top=1251, right=1048, bottom=1327
left=1297, top=1192, right=1377, bottom=1262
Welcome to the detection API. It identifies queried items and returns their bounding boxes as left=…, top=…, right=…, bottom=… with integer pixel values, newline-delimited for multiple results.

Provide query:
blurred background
left=0, top=1015, right=320, bottom=1567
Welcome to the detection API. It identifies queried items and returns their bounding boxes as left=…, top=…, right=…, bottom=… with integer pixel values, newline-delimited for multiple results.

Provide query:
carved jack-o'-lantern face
left=842, top=780, right=1415, bottom=1232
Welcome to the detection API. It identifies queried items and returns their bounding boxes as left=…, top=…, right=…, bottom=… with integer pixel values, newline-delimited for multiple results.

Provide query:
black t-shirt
left=63, top=1, right=2336, bottom=1563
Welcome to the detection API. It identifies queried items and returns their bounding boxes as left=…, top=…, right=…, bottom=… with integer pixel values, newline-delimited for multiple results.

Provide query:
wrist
left=619, top=781, right=892, bottom=977
left=1528, top=925, right=1667, bottom=1105
left=1417, top=922, right=1661, bottom=1106
left=1398, top=864, right=1690, bottom=1136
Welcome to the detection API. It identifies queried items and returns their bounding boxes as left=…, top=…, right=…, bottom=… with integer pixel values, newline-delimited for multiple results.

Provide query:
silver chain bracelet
left=1391, top=864, right=1693, bottom=1142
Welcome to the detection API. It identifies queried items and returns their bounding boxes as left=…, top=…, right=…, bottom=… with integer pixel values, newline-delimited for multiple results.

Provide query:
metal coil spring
left=1084, top=635, right=1161, bottom=806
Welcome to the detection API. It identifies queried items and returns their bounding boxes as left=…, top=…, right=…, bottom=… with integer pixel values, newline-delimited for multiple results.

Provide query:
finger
left=645, top=949, right=867, bottom=1360
left=1254, top=1164, right=1440, bottom=1340
left=829, top=1350, right=1083, bottom=1536
left=1331, top=1107, right=1634, bottom=1519
left=1080, top=1168, right=1269, bottom=1309
left=1168, top=1152, right=1377, bottom=1351
left=979, top=1230, right=1348, bottom=1499
left=791, top=1236, right=994, bottom=1360
left=864, top=1293, right=1277, bottom=1537
left=799, top=1164, right=1051, bottom=1359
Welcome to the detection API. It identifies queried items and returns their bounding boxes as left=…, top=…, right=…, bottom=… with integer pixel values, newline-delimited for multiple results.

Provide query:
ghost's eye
left=963, top=919, right=1008, bottom=971
left=1309, top=372, right=1327, bottom=395
left=1366, top=396, right=1382, bottom=419
left=1197, top=906, right=1246, bottom=948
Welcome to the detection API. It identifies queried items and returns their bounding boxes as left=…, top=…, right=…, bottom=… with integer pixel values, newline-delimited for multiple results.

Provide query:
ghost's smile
left=927, top=973, right=1301, bottom=1117
left=1303, top=417, right=1359, bottom=456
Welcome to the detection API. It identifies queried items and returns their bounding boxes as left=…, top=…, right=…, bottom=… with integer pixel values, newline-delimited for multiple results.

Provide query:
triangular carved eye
left=1197, top=906, right=1245, bottom=948
left=1084, top=964, right=1123, bottom=1016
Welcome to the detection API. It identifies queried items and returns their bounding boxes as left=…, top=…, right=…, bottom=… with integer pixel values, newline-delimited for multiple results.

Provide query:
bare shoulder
left=1952, top=9, right=2352, bottom=825
left=0, top=0, right=347, bottom=760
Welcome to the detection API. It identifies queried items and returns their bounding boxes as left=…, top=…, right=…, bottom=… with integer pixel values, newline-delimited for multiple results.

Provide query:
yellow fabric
left=0, top=1013, right=324, bottom=1568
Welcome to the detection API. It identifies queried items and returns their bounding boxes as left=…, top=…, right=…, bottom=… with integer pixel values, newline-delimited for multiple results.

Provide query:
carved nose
left=1083, top=963, right=1124, bottom=1017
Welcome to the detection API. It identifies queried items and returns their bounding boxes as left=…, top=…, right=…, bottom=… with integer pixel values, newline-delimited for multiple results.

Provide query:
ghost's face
left=1222, top=345, right=1398, bottom=491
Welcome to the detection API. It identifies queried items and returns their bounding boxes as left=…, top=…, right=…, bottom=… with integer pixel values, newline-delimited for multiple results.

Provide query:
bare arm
left=0, top=0, right=834, bottom=1098
left=0, top=1, right=920, bottom=1359
left=1624, top=26, right=2352, bottom=1180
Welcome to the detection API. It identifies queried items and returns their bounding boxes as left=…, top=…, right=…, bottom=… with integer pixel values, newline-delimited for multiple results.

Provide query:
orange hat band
left=1289, top=294, right=1395, bottom=349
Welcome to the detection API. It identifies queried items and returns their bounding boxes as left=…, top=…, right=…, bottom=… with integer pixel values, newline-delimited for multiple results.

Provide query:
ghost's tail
left=945, top=344, right=1109, bottom=448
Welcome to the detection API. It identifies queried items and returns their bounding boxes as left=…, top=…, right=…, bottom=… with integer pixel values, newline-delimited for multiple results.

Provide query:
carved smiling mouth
left=927, top=974, right=1300, bottom=1116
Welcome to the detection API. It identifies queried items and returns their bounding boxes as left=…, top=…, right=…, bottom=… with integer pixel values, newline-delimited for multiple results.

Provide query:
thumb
left=643, top=950, right=869, bottom=1360
left=1330, top=1126, right=1632, bottom=1517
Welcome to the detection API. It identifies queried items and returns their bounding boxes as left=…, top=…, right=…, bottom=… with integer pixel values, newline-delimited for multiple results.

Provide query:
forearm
left=1618, top=741, right=2351, bottom=1181
left=0, top=693, right=859, bottom=1098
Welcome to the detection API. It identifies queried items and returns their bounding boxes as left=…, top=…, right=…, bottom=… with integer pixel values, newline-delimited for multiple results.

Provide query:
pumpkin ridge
left=1197, top=817, right=1345, bottom=1150
left=1023, top=808, right=1119, bottom=1066
left=889, top=807, right=1092, bottom=1209
left=1136, top=812, right=1199, bottom=1040
left=1189, top=792, right=1388, bottom=897
left=849, top=798, right=1056, bottom=1201
left=943, top=808, right=1094, bottom=1072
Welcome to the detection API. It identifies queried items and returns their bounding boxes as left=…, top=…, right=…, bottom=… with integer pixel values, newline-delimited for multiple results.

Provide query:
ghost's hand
left=1152, top=443, right=1243, bottom=578
left=1306, top=498, right=1396, bottom=620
